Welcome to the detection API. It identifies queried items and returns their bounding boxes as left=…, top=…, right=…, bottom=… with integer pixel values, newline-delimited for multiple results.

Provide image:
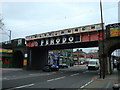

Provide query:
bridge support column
left=98, top=38, right=120, bottom=77
left=26, top=47, right=48, bottom=70
left=99, top=41, right=110, bottom=78
left=99, top=54, right=109, bottom=78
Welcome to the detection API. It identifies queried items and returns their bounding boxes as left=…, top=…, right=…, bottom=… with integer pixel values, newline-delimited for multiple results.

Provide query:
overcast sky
left=0, top=0, right=119, bottom=52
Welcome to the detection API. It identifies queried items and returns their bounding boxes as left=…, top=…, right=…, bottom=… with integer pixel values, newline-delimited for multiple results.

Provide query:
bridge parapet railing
left=25, top=23, right=103, bottom=41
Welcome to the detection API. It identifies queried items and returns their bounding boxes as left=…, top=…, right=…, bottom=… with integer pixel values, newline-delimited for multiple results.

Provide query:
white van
left=87, top=59, right=99, bottom=70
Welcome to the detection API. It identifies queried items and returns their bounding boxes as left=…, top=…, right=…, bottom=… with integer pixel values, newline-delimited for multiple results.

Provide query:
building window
left=68, top=30, right=71, bottom=33
left=61, top=31, right=64, bottom=34
left=91, top=26, right=95, bottom=29
left=82, top=27, right=86, bottom=30
left=32, top=35, right=36, bottom=38
left=49, top=33, right=51, bottom=36
left=44, top=34, right=47, bottom=37
left=75, top=29, right=78, bottom=32
left=64, top=30, right=68, bottom=34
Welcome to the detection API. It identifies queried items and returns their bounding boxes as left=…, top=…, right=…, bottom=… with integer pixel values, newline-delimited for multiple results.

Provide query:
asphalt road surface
left=2, top=65, right=99, bottom=90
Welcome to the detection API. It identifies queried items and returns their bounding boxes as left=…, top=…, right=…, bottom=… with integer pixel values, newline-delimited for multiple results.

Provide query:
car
left=87, top=59, right=99, bottom=70
left=42, top=64, right=59, bottom=72
left=84, top=58, right=90, bottom=64
left=80, top=61, right=85, bottom=65
left=59, top=64, right=68, bottom=68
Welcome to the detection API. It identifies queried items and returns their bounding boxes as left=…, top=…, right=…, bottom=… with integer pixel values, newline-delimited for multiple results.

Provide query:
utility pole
left=100, top=0, right=105, bottom=79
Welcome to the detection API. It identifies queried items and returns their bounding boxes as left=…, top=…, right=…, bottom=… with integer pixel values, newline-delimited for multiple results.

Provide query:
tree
left=0, top=17, right=4, bottom=30
left=0, top=15, right=4, bottom=42
left=0, top=14, right=11, bottom=43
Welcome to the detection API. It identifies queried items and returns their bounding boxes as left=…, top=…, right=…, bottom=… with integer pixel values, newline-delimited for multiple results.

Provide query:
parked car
left=87, top=59, right=99, bottom=70
left=113, top=59, right=117, bottom=68
left=85, top=58, right=90, bottom=64
left=42, top=64, right=59, bottom=72
left=80, top=61, right=85, bottom=65
left=59, top=64, right=68, bottom=68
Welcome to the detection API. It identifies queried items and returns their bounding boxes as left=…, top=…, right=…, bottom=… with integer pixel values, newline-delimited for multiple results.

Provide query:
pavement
left=84, top=69, right=120, bottom=90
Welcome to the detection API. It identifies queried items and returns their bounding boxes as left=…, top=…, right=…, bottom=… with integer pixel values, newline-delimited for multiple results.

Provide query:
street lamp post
left=8, top=30, right=11, bottom=43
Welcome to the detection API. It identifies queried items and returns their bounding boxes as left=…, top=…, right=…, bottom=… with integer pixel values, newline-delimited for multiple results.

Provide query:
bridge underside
left=25, top=41, right=98, bottom=69
left=24, top=30, right=102, bottom=69
left=37, top=41, right=98, bottom=50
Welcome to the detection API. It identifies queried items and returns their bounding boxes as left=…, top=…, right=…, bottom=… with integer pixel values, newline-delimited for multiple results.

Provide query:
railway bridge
left=2, top=23, right=120, bottom=76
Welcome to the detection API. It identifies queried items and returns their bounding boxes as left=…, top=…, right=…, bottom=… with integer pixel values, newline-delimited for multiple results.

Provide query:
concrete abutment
left=99, top=37, right=120, bottom=75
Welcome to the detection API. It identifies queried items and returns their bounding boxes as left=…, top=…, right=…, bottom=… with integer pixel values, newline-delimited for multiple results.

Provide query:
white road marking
left=47, top=79, right=55, bottom=82
left=80, top=80, right=93, bottom=88
left=29, top=72, right=56, bottom=76
left=47, top=76, right=66, bottom=82
left=29, top=73, right=50, bottom=76
left=13, top=84, right=34, bottom=89
left=54, top=76, right=65, bottom=80
left=70, top=73, right=79, bottom=76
